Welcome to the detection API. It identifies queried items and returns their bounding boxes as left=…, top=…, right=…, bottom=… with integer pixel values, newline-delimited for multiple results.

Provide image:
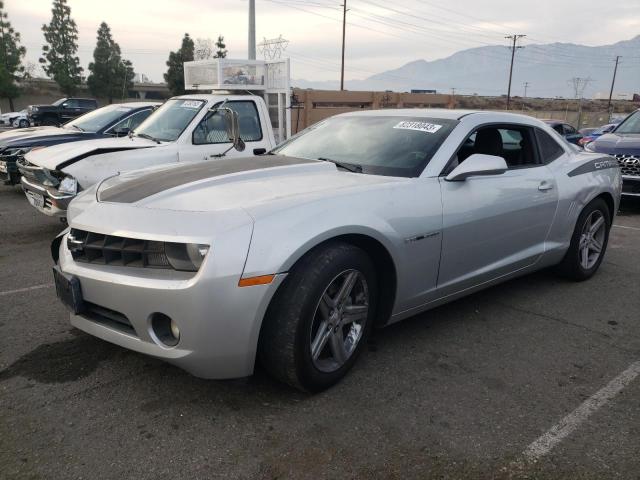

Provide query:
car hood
left=24, top=135, right=159, bottom=170
left=0, top=126, right=88, bottom=148
left=590, top=133, right=640, bottom=155
left=96, top=155, right=405, bottom=213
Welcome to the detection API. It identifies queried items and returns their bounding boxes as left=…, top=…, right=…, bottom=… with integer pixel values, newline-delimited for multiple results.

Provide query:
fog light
left=170, top=320, right=180, bottom=340
left=150, top=313, right=180, bottom=347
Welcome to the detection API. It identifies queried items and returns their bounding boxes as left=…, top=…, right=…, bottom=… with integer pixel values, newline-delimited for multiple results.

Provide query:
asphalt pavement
left=1, top=182, right=639, bottom=480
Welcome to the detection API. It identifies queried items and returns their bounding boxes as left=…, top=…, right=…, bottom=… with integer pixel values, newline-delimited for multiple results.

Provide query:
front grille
left=68, top=229, right=172, bottom=268
left=614, top=154, right=640, bottom=177
left=82, top=301, right=137, bottom=336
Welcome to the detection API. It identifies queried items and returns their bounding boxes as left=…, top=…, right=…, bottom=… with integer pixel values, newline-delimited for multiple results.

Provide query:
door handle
left=538, top=181, right=554, bottom=191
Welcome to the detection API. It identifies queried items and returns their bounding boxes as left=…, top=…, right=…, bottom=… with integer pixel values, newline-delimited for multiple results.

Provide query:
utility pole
left=248, top=0, right=256, bottom=60
left=522, top=81, right=530, bottom=111
left=607, top=56, right=621, bottom=122
left=505, top=34, right=525, bottom=110
left=340, top=0, right=347, bottom=90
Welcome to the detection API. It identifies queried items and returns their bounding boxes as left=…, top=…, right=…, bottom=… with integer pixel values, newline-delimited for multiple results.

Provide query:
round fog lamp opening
left=150, top=313, right=180, bottom=347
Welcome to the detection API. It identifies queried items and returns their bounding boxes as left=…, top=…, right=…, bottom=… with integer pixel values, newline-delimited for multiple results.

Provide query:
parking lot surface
left=1, top=183, right=639, bottom=479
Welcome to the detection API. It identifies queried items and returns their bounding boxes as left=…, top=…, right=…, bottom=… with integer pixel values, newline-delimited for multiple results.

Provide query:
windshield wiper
left=67, top=124, right=84, bottom=132
left=136, top=133, right=161, bottom=144
left=317, top=157, right=363, bottom=173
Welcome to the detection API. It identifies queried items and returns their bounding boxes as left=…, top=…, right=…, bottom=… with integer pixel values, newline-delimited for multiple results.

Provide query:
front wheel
left=259, top=242, right=377, bottom=392
left=18, top=119, right=29, bottom=128
left=555, top=198, right=611, bottom=281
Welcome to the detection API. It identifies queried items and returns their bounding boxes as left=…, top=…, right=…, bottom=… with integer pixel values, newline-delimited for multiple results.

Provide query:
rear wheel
left=555, top=198, right=611, bottom=281
left=259, top=242, right=377, bottom=392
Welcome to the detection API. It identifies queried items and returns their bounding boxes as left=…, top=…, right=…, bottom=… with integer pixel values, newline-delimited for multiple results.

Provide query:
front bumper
left=55, top=207, right=280, bottom=379
left=0, top=159, right=20, bottom=185
left=20, top=176, right=75, bottom=216
left=621, top=176, right=640, bottom=197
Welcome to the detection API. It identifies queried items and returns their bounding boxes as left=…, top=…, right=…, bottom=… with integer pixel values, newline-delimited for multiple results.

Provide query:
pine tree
left=0, top=1, right=26, bottom=111
left=40, top=0, right=82, bottom=96
left=214, top=35, right=227, bottom=59
left=87, top=22, right=134, bottom=103
left=164, top=33, right=194, bottom=96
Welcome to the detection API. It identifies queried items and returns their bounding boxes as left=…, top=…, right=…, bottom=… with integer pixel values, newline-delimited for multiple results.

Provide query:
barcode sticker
left=393, top=121, right=443, bottom=133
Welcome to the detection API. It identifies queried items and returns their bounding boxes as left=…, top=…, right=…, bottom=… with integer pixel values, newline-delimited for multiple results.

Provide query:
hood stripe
left=57, top=146, right=154, bottom=170
left=98, top=155, right=317, bottom=204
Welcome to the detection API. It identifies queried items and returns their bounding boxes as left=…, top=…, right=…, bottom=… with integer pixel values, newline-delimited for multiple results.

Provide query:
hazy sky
left=6, top=0, right=640, bottom=85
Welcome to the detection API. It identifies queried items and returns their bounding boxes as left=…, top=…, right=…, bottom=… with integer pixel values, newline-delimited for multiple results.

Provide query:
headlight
left=58, top=176, right=78, bottom=195
left=584, top=142, right=596, bottom=152
left=164, top=243, right=210, bottom=271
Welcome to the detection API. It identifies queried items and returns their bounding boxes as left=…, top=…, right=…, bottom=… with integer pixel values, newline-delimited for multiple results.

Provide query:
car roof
left=109, top=101, right=161, bottom=108
left=338, top=108, right=551, bottom=124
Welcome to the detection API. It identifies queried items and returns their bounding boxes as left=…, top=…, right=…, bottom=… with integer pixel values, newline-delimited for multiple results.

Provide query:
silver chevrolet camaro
left=52, top=109, right=622, bottom=391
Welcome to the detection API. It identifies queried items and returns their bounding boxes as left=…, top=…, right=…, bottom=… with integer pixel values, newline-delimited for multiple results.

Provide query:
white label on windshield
left=181, top=100, right=203, bottom=109
left=393, top=121, right=443, bottom=133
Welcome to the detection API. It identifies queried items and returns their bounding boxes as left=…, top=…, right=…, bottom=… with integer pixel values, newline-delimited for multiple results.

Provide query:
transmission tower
left=258, top=35, right=289, bottom=60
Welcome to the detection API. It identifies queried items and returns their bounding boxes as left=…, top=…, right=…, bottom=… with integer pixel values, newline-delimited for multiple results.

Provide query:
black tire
left=259, top=241, right=378, bottom=392
left=18, top=119, right=28, bottom=128
left=555, top=197, right=611, bottom=281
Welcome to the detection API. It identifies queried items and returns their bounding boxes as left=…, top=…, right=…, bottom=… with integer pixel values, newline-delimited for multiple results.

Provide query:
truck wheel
left=555, top=198, right=611, bottom=281
left=259, top=241, right=377, bottom=392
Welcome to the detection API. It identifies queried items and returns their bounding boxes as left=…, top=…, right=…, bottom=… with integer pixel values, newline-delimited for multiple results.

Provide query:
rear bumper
left=20, top=176, right=75, bottom=216
left=622, top=176, right=640, bottom=197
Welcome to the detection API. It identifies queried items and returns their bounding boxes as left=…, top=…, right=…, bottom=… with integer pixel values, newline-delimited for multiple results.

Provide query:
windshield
left=272, top=115, right=458, bottom=177
left=66, top=105, right=135, bottom=133
left=133, top=99, right=205, bottom=142
left=52, top=98, right=67, bottom=106
left=614, top=111, right=640, bottom=134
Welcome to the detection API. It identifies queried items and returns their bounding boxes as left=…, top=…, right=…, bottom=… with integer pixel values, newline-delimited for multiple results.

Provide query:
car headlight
left=58, top=176, right=78, bottom=195
left=164, top=243, right=210, bottom=271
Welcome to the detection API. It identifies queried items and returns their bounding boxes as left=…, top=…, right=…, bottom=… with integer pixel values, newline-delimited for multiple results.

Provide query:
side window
left=111, top=109, right=152, bottom=132
left=80, top=99, right=96, bottom=109
left=563, top=124, right=576, bottom=135
left=536, top=129, right=565, bottom=164
left=453, top=126, right=539, bottom=170
left=64, top=99, right=79, bottom=108
left=193, top=101, right=263, bottom=145
left=552, top=124, right=564, bottom=135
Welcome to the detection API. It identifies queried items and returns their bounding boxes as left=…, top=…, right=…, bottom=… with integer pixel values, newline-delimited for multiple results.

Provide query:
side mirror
left=445, top=154, right=508, bottom=182
left=62, top=103, right=69, bottom=109
left=113, top=127, right=130, bottom=137
left=222, top=108, right=245, bottom=152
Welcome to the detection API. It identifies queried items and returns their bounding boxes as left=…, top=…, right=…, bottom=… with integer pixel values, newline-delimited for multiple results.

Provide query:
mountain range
left=293, top=35, right=640, bottom=98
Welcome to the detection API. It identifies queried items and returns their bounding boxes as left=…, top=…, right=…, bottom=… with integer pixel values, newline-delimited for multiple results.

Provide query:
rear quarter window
left=536, top=128, right=565, bottom=163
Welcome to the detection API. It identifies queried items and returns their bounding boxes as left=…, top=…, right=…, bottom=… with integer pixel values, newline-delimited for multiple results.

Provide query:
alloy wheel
left=579, top=210, right=606, bottom=269
left=309, top=269, right=369, bottom=373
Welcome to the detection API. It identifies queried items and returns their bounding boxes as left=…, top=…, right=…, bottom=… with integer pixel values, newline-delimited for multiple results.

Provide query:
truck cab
left=19, top=58, right=292, bottom=218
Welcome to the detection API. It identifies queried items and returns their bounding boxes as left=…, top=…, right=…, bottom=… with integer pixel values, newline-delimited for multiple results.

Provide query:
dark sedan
left=542, top=120, right=583, bottom=146
left=0, top=102, right=159, bottom=185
